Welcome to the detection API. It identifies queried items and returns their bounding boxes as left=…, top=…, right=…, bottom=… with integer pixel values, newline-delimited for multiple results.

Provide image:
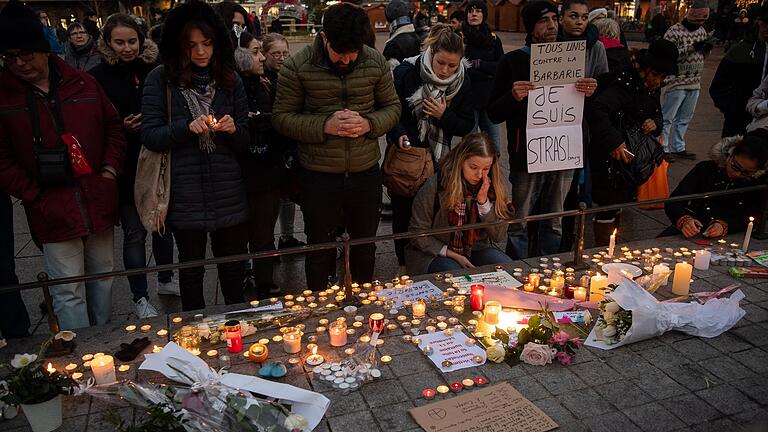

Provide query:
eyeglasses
left=70, top=31, right=88, bottom=37
left=268, top=51, right=290, bottom=59
left=728, top=156, right=757, bottom=176
left=1, top=50, right=35, bottom=64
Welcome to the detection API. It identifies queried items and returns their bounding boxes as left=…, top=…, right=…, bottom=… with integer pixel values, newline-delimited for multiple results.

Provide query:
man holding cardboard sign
left=488, top=1, right=597, bottom=259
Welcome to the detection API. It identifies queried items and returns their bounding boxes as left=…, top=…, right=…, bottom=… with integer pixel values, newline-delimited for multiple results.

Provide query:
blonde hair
left=422, top=23, right=464, bottom=55
left=592, top=17, right=620, bottom=39
left=261, top=32, right=288, bottom=52
left=438, top=133, right=511, bottom=219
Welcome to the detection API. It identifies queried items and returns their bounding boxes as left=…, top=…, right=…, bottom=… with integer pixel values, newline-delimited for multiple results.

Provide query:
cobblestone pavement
left=2, top=235, right=767, bottom=432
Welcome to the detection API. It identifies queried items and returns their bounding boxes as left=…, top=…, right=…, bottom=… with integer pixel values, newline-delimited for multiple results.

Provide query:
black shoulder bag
left=27, top=87, right=72, bottom=187
left=608, top=112, right=664, bottom=188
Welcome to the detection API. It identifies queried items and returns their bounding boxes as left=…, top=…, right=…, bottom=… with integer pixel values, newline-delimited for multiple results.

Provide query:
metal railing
left=3, top=184, right=767, bottom=355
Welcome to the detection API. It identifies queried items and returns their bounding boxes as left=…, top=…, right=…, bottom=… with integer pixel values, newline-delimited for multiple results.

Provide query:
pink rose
left=555, top=350, right=574, bottom=365
left=520, top=343, right=553, bottom=366
left=551, top=331, right=570, bottom=346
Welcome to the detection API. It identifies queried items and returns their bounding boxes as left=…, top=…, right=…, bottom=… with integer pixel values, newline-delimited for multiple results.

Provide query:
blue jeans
left=507, top=169, right=574, bottom=259
left=474, top=110, right=501, bottom=154
left=0, top=193, right=30, bottom=338
left=43, top=229, right=115, bottom=329
left=120, top=204, right=175, bottom=302
left=662, top=89, right=699, bottom=153
left=427, top=247, right=513, bottom=273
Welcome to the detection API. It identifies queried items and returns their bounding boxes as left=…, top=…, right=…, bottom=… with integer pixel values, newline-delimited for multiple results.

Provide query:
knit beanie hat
left=642, top=39, right=679, bottom=75
left=522, top=1, right=558, bottom=34
left=588, top=8, right=608, bottom=23
left=0, top=0, right=50, bottom=53
left=385, top=0, right=410, bottom=22
left=466, top=0, right=489, bottom=22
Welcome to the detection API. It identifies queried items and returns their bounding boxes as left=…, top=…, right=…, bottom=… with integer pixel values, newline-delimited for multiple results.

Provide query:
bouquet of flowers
left=488, top=305, right=584, bottom=367
left=586, top=278, right=746, bottom=350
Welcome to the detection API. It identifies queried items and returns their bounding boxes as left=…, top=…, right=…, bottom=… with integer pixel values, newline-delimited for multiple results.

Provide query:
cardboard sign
left=409, top=382, right=558, bottom=432
left=454, top=271, right=523, bottom=291
left=377, top=280, right=444, bottom=309
left=530, top=41, right=586, bottom=86
left=417, top=330, right=487, bottom=373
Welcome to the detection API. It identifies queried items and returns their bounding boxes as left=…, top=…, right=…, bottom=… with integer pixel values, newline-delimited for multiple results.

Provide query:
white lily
left=10, top=353, right=38, bottom=369
left=54, top=331, right=77, bottom=342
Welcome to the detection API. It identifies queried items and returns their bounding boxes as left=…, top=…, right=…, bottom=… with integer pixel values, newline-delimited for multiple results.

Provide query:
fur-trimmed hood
left=709, top=135, right=767, bottom=179
left=97, top=37, right=158, bottom=65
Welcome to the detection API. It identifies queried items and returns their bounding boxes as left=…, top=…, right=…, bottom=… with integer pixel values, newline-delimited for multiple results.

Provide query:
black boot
left=593, top=212, right=621, bottom=247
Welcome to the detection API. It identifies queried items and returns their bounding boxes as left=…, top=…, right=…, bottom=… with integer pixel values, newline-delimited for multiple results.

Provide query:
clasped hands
left=324, top=109, right=371, bottom=138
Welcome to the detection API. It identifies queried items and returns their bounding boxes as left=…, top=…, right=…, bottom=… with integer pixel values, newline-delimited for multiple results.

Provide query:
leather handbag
left=382, top=141, right=434, bottom=197
left=134, top=84, right=172, bottom=234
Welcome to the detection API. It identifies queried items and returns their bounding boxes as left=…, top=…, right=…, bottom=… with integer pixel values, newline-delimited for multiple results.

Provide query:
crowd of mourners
left=0, top=0, right=766, bottom=335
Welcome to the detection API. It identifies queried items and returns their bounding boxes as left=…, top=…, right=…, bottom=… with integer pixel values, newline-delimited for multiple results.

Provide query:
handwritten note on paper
left=527, top=41, right=586, bottom=174
left=418, top=330, right=487, bottom=373
left=377, top=280, right=444, bottom=309
left=455, top=271, right=523, bottom=291
left=409, top=382, right=558, bottom=432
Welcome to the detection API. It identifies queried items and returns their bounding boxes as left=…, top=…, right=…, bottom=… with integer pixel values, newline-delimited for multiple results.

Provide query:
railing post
left=570, top=202, right=588, bottom=269
left=341, top=233, right=353, bottom=302
left=38, top=272, right=72, bottom=357
left=755, top=188, right=768, bottom=240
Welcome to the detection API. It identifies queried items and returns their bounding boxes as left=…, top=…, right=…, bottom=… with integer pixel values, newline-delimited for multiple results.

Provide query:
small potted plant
left=0, top=332, right=77, bottom=432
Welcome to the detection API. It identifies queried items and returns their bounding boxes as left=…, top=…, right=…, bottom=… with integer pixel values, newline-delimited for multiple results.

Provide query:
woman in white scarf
left=386, top=23, right=475, bottom=272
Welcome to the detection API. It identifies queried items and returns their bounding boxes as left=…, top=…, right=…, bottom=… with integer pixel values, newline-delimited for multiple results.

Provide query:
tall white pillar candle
left=672, top=262, right=693, bottom=296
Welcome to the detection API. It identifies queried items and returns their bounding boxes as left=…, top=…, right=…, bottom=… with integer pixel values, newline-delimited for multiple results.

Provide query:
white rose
left=602, top=325, right=617, bottom=338
left=284, top=414, right=309, bottom=431
left=603, top=311, right=615, bottom=322
left=54, top=330, right=76, bottom=342
left=10, top=353, right=37, bottom=369
left=605, top=302, right=620, bottom=313
left=486, top=343, right=506, bottom=363
left=519, top=343, right=553, bottom=366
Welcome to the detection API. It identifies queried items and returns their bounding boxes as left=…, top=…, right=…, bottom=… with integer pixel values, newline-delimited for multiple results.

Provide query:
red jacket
left=0, top=57, right=126, bottom=243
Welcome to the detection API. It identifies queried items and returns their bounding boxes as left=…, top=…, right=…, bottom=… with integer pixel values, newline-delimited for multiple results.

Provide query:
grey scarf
left=180, top=84, right=217, bottom=153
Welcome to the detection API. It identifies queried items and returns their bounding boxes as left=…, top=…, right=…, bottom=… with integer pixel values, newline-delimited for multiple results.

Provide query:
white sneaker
left=135, top=297, right=159, bottom=319
left=158, top=279, right=181, bottom=296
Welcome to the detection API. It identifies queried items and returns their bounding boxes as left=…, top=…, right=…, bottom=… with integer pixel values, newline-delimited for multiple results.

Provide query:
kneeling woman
left=406, top=133, right=513, bottom=274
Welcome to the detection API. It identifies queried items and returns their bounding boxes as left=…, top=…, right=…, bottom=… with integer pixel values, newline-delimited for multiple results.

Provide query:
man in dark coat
left=382, top=0, right=421, bottom=69
left=710, top=7, right=768, bottom=137
left=0, top=1, right=126, bottom=329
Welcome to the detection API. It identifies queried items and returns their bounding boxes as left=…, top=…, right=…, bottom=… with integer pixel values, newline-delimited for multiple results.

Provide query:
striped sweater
left=662, top=22, right=708, bottom=90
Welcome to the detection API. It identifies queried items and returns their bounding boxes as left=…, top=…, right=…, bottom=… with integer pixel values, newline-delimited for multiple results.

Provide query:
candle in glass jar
left=589, top=274, right=608, bottom=302
left=573, top=286, right=587, bottom=302
left=528, top=273, right=541, bottom=289
left=91, top=355, right=116, bottom=385
left=483, top=301, right=502, bottom=325
left=412, top=299, right=426, bottom=318
left=694, top=250, right=711, bottom=270
left=470, top=284, right=485, bottom=311
left=225, top=320, right=243, bottom=353
left=329, top=321, right=347, bottom=347
left=283, top=327, right=302, bottom=354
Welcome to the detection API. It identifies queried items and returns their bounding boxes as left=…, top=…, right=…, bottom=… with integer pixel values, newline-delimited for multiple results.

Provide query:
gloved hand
left=692, top=40, right=713, bottom=54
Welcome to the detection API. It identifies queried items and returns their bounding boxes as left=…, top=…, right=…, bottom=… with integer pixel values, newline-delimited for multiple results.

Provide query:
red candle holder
left=470, top=284, right=485, bottom=311
left=473, top=376, right=488, bottom=386
left=369, top=313, right=385, bottom=333
left=564, top=286, right=575, bottom=299
left=422, top=389, right=436, bottom=399
left=224, top=320, right=242, bottom=353
left=450, top=382, right=463, bottom=393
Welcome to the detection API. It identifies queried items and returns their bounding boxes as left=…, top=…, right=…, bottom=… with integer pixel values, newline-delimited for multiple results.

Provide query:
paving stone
left=639, top=345, right=693, bottom=370
left=582, top=411, right=643, bottom=432
left=665, top=364, right=722, bottom=392
left=558, top=388, right=615, bottom=419
left=657, top=393, right=721, bottom=425
left=743, top=303, right=768, bottom=323
left=570, top=360, right=623, bottom=386
left=731, top=347, right=768, bottom=374
left=361, top=379, right=409, bottom=408
left=690, top=417, right=741, bottom=432
left=703, top=332, right=753, bottom=353
left=477, top=361, right=526, bottom=381
left=670, top=339, right=721, bottom=362
left=396, top=370, right=446, bottom=400
left=382, top=335, right=419, bottom=355
left=696, top=385, right=759, bottom=416
left=631, top=372, right=689, bottom=400
left=730, top=324, right=768, bottom=347
left=622, top=402, right=687, bottom=432
left=699, top=356, right=754, bottom=381
left=736, top=285, right=768, bottom=303
left=628, top=338, right=667, bottom=352
left=594, top=380, right=654, bottom=409
left=509, top=375, right=551, bottom=401
left=605, top=352, right=662, bottom=379
left=327, top=410, right=381, bottom=432
left=658, top=332, right=694, bottom=344
left=533, top=397, right=579, bottom=426
left=387, top=351, right=433, bottom=377
left=324, top=389, right=368, bottom=417
left=533, top=368, right=588, bottom=395
left=730, top=406, right=768, bottom=427
left=371, top=401, right=417, bottom=431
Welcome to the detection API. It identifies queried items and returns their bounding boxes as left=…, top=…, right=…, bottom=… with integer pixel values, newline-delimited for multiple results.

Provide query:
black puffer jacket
left=461, top=23, right=504, bottom=110
left=382, top=24, right=422, bottom=66
left=487, top=47, right=530, bottom=172
left=140, top=66, right=250, bottom=231
left=89, top=39, right=159, bottom=204
left=386, top=57, right=475, bottom=149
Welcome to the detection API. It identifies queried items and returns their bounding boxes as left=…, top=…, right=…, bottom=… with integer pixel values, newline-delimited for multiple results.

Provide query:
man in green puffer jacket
left=273, top=3, right=400, bottom=290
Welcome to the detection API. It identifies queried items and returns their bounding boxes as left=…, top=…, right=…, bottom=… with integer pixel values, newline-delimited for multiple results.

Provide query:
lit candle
left=672, top=262, right=692, bottom=296
left=65, top=363, right=77, bottom=373
left=589, top=273, right=608, bottom=302
left=470, top=284, right=485, bottom=311
left=423, top=389, right=436, bottom=399
left=91, top=355, right=116, bottom=385
left=152, top=345, right=162, bottom=353
left=156, top=329, right=168, bottom=337
left=436, top=385, right=450, bottom=396
left=125, top=325, right=136, bottom=332
left=523, top=283, right=534, bottom=292
left=71, top=372, right=83, bottom=380
left=483, top=301, right=502, bottom=326
left=118, top=364, right=130, bottom=372
left=380, top=355, right=392, bottom=364
left=653, top=263, right=671, bottom=286
left=694, top=250, right=711, bottom=270
left=329, top=321, right=347, bottom=347
left=412, top=299, right=426, bottom=318
left=368, top=313, right=385, bottom=346
left=743, top=217, right=754, bottom=251
left=225, top=320, right=243, bottom=353
left=46, top=363, right=56, bottom=375
left=283, top=327, right=302, bottom=354
left=305, top=345, right=324, bottom=366
left=608, top=229, right=617, bottom=257
left=528, top=273, right=541, bottom=289
left=574, top=286, right=587, bottom=302
left=140, top=324, right=151, bottom=332
left=207, top=349, right=219, bottom=357
left=172, top=317, right=183, bottom=324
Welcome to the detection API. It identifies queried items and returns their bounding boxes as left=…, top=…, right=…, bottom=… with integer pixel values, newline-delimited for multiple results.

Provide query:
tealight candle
left=71, top=372, right=83, bottom=380
left=152, top=345, right=162, bottom=353
left=140, top=324, right=151, bottom=332
left=118, top=364, right=130, bottom=372
left=344, top=348, right=356, bottom=356
left=436, top=385, right=450, bottom=396
left=462, top=378, right=475, bottom=388
left=64, top=363, right=77, bottom=372
left=81, top=354, right=94, bottom=362
left=450, top=382, right=463, bottom=393
left=423, top=389, right=436, bottom=399
left=207, top=349, right=219, bottom=357
left=156, top=329, right=168, bottom=337
left=380, top=355, right=392, bottom=364
left=172, top=317, right=183, bottom=324
left=125, top=325, right=136, bottom=332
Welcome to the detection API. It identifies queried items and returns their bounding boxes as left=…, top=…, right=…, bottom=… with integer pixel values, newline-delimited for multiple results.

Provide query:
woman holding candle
left=406, top=133, right=513, bottom=274
left=661, top=133, right=768, bottom=238
left=141, top=1, right=250, bottom=311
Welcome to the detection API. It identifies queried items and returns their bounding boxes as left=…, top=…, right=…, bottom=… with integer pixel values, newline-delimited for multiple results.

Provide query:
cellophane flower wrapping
left=585, top=278, right=746, bottom=350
